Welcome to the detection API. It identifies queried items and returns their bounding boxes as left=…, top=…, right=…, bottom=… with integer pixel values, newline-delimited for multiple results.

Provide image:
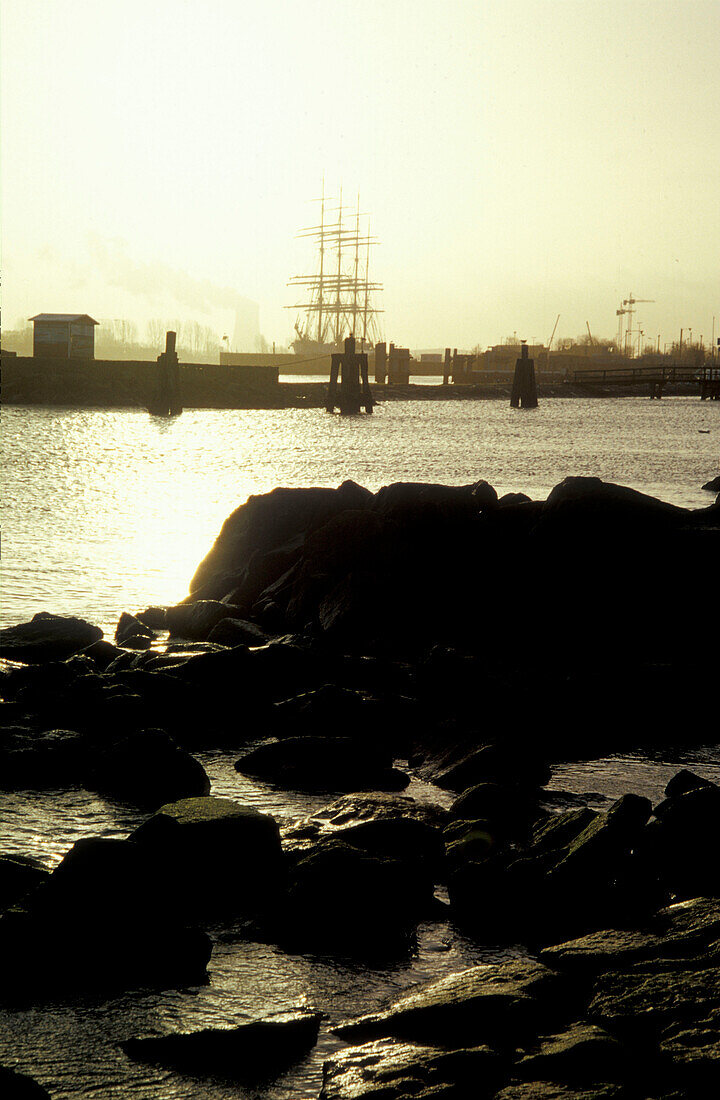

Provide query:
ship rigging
left=287, top=186, right=383, bottom=357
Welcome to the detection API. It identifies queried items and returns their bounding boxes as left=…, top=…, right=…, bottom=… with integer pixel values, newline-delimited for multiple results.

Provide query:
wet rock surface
left=122, top=1008, right=323, bottom=1081
left=320, top=1037, right=503, bottom=1099
left=1, top=476, right=719, bottom=1096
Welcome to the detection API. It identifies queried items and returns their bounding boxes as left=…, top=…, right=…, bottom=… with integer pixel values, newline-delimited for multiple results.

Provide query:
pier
left=571, top=364, right=720, bottom=399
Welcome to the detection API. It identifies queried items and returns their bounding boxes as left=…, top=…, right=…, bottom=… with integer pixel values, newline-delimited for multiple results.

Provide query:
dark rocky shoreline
left=1, top=475, right=719, bottom=1098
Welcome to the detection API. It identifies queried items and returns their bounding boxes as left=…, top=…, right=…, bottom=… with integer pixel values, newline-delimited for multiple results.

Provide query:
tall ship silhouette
left=287, top=185, right=383, bottom=361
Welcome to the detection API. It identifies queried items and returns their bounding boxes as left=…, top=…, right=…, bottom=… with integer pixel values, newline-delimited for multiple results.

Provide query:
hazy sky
left=2, top=0, right=719, bottom=350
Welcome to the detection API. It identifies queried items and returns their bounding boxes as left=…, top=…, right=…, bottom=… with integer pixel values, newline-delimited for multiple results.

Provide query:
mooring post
left=443, top=347, right=451, bottom=385
left=326, top=353, right=341, bottom=411
left=326, top=335, right=373, bottom=415
left=150, top=330, right=182, bottom=416
left=510, top=341, right=538, bottom=408
left=165, top=330, right=182, bottom=415
left=374, top=341, right=387, bottom=384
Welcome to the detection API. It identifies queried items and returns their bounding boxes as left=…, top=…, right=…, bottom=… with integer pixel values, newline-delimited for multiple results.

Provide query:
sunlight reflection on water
left=1, top=398, right=717, bottom=632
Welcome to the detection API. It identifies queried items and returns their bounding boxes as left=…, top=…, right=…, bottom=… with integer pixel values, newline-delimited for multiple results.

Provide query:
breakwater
left=1, top=476, right=719, bottom=1097
left=1, top=355, right=702, bottom=408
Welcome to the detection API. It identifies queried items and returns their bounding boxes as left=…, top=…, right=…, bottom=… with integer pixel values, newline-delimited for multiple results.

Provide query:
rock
left=659, top=1008, right=720, bottom=1087
left=320, top=1038, right=502, bottom=1099
left=588, top=964, right=720, bottom=1038
left=115, top=612, right=154, bottom=645
left=0, top=613, right=103, bottom=663
left=284, top=838, right=436, bottom=951
left=122, top=1008, right=322, bottom=1080
left=165, top=599, right=234, bottom=641
left=644, top=783, right=720, bottom=898
left=541, top=928, right=681, bottom=973
left=235, top=736, right=409, bottom=792
left=0, top=1066, right=52, bottom=1099
left=543, top=476, right=688, bottom=523
left=664, top=769, right=715, bottom=799
left=701, top=475, right=720, bottom=492
left=494, top=1083, right=625, bottom=1099
left=432, top=744, right=551, bottom=792
left=206, top=617, right=269, bottom=646
left=372, top=480, right=492, bottom=515
left=443, top=818, right=501, bottom=870
left=281, top=792, right=448, bottom=853
left=514, top=1022, right=630, bottom=1082
left=0, top=837, right=212, bottom=999
left=449, top=782, right=539, bottom=836
left=80, top=639, right=126, bottom=669
left=0, top=726, right=88, bottom=788
left=529, top=808, right=599, bottom=852
left=268, top=685, right=419, bottom=751
left=190, top=481, right=373, bottom=595
left=448, top=794, right=654, bottom=943
left=82, top=728, right=210, bottom=808
left=0, top=855, right=50, bottom=911
left=120, top=633, right=153, bottom=650
left=131, top=795, right=283, bottom=915
left=540, top=897, right=720, bottom=974
left=135, top=606, right=167, bottom=629
left=335, top=959, right=569, bottom=1044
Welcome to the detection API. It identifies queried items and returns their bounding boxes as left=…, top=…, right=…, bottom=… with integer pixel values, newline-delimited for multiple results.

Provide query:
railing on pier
left=571, top=364, right=720, bottom=399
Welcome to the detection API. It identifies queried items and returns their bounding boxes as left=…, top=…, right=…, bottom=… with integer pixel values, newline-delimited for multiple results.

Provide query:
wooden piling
left=510, top=342, right=538, bottom=408
left=326, top=335, right=374, bottom=415
left=443, top=348, right=451, bottom=385
left=374, top=341, right=387, bottom=384
left=149, top=331, right=182, bottom=416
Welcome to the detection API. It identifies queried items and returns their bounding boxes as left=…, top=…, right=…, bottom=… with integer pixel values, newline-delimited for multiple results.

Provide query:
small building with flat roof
left=29, top=314, right=99, bottom=359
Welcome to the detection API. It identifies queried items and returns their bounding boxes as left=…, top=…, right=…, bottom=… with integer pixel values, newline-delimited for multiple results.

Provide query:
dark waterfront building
left=30, top=313, right=99, bottom=359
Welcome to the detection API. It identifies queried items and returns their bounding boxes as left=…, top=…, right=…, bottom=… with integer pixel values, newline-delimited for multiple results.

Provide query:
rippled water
left=1, top=398, right=717, bottom=633
left=1, top=399, right=718, bottom=1097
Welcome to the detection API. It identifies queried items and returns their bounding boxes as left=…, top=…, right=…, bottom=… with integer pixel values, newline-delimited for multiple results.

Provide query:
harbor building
left=30, top=314, right=99, bottom=359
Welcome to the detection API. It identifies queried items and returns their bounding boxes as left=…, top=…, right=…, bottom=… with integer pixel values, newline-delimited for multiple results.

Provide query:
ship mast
left=287, top=186, right=384, bottom=352
left=353, top=193, right=361, bottom=339
left=317, top=180, right=325, bottom=344
left=334, top=187, right=343, bottom=345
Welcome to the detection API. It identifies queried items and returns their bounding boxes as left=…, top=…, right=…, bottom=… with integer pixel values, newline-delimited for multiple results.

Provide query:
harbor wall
left=1, top=356, right=282, bottom=409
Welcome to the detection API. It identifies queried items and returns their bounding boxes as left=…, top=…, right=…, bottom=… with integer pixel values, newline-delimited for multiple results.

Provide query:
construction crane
left=619, top=294, right=655, bottom=357
left=545, top=313, right=560, bottom=372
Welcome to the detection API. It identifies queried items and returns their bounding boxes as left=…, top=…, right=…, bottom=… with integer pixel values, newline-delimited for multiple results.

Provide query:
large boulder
left=494, top=1083, right=624, bottom=1099
left=431, top=744, right=551, bottom=792
left=0, top=726, right=88, bottom=788
left=130, top=795, right=284, bottom=915
left=335, top=959, right=569, bottom=1044
left=0, top=854, right=49, bottom=911
left=642, top=781, right=720, bottom=898
left=448, top=794, right=654, bottom=943
left=82, top=728, right=210, bottom=808
left=122, top=1008, right=322, bottom=1081
left=234, top=736, right=409, bottom=793
left=0, top=613, right=103, bottom=663
left=513, top=1022, right=632, bottom=1084
left=588, top=964, right=720, bottom=1048
left=540, top=897, right=720, bottom=974
left=0, top=1066, right=52, bottom=1099
left=0, top=837, right=212, bottom=1000
left=165, top=599, right=235, bottom=641
left=282, top=838, right=436, bottom=952
left=320, top=1038, right=503, bottom=1099
left=281, top=792, right=448, bottom=853
left=190, top=481, right=373, bottom=595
